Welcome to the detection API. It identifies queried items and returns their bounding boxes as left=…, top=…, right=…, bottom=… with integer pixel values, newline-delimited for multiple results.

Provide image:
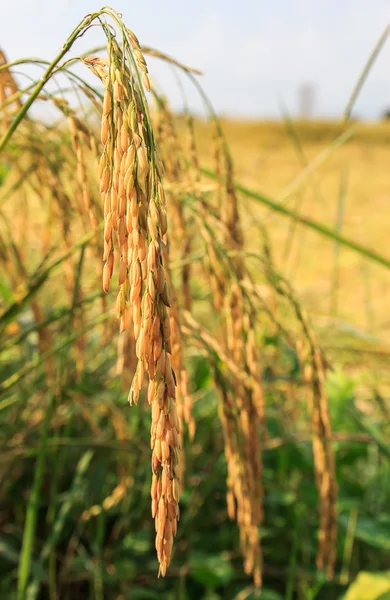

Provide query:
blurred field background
left=198, top=119, right=390, bottom=330
left=1, top=5, right=390, bottom=600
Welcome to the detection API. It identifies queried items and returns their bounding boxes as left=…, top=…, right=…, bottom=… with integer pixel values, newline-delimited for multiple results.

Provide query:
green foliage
left=2, top=319, right=389, bottom=598
left=344, top=572, right=390, bottom=600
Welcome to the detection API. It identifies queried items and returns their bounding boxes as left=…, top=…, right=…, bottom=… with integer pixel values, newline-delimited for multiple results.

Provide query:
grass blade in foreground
left=17, top=394, right=54, bottom=600
left=201, top=167, right=390, bottom=270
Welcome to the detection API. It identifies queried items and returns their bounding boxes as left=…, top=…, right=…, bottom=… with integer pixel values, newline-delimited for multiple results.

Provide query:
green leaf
left=327, top=369, right=355, bottom=404
left=123, top=589, right=160, bottom=600
left=190, top=355, right=211, bottom=391
left=0, top=276, right=13, bottom=303
left=122, top=531, right=150, bottom=554
left=0, top=161, right=9, bottom=185
left=190, top=552, right=235, bottom=590
left=0, top=536, right=19, bottom=564
left=351, top=411, right=390, bottom=460
left=345, top=572, right=390, bottom=600
left=339, top=514, right=390, bottom=550
left=260, top=592, right=285, bottom=600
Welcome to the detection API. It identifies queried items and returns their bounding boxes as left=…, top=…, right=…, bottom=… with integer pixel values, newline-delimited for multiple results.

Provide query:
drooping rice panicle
left=84, top=32, right=181, bottom=576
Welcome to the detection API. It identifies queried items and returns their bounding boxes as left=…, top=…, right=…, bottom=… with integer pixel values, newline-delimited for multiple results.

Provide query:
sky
left=1, top=0, right=390, bottom=119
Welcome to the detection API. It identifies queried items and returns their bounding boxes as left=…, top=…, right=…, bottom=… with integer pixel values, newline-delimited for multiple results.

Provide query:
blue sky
left=1, top=0, right=390, bottom=118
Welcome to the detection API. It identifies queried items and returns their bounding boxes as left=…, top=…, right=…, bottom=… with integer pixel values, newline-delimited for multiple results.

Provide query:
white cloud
left=1, top=0, right=390, bottom=117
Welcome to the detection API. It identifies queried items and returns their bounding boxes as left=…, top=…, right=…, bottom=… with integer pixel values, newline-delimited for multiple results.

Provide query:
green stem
left=343, top=24, right=390, bottom=122
left=0, top=224, right=101, bottom=333
left=1, top=291, right=102, bottom=354
left=201, top=167, right=390, bottom=270
left=0, top=312, right=110, bottom=396
left=340, top=508, right=358, bottom=585
left=286, top=505, right=303, bottom=600
left=17, top=393, right=54, bottom=599
left=0, top=14, right=96, bottom=154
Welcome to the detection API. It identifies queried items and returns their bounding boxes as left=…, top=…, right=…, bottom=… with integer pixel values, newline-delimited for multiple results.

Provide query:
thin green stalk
left=0, top=81, right=36, bottom=112
left=0, top=312, right=111, bottom=396
left=0, top=163, right=40, bottom=208
left=281, top=102, right=326, bottom=207
left=0, top=396, right=19, bottom=412
left=343, top=24, right=390, bottom=122
left=340, top=508, right=358, bottom=585
left=350, top=409, right=390, bottom=460
left=0, top=58, right=53, bottom=73
left=15, top=249, right=91, bottom=598
left=331, top=167, right=348, bottom=315
left=280, top=105, right=326, bottom=266
left=66, top=246, right=85, bottom=337
left=272, top=128, right=353, bottom=207
left=45, top=247, right=85, bottom=599
left=286, top=505, right=303, bottom=600
left=1, top=438, right=138, bottom=462
left=0, top=224, right=101, bottom=332
left=201, top=167, right=390, bottom=270
left=94, top=512, right=105, bottom=600
left=0, top=13, right=98, bottom=154
left=361, top=261, right=375, bottom=334
left=17, top=393, right=54, bottom=599
left=27, top=451, right=94, bottom=600
left=1, top=291, right=102, bottom=354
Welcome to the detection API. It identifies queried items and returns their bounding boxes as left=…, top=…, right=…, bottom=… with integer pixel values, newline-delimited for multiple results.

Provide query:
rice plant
left=1, top=7, right=389, bottom=600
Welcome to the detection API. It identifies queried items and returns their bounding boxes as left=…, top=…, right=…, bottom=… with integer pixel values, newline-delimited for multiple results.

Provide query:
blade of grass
left=0, top=226, right=100, bottom=332
left=330, top=166, right=348, bottom=316
left=94, top=512, right=105, bottom=600
left=280, top=103, right=326, bottom=265
left=17, top=393, right=54, bottom=600
left=1, top=291, right=102, bottom=354
left=0, top=312, right=111, bottom=397
left=343, top=24, right=390, bottom=122
left=340, top=507, right=358, bottom=585
left=26, top=451, right=94, bottom=599
left=0, top=162, right=40, bottom=208
left=65, top=246, right=86, bottom=343
left=350, top=410, right=390, bottom=460
left=280, top=102, right=326, bottom=208
left=45, top=246, right=86, bottom=600
left=0, top=12, right=100, bottom=154
left=360, top=261, right=375, bottom=334
left=201, top=167, right=390, bottom=270
left=16, top=240, right=96, bottom=598
left=272, top=128, right=352, bottom=207
left=285, top=505, right=303, bottom=600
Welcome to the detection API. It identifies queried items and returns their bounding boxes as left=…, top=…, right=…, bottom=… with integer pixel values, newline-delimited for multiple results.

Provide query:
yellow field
left=195, top=120, right=390, bottom=354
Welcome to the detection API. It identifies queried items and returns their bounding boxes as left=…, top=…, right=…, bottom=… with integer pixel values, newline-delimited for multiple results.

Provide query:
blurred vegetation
left=2, top=293, right=390, bottom=599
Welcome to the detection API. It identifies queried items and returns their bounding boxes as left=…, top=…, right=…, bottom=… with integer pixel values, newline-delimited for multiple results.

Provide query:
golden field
left=195, top=119, right=390, bottom=353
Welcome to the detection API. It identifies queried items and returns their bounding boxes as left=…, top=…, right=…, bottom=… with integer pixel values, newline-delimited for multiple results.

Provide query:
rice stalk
left=86, top=29, right=180, bottom=576
left=0, top=9, right=342, bottom=589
